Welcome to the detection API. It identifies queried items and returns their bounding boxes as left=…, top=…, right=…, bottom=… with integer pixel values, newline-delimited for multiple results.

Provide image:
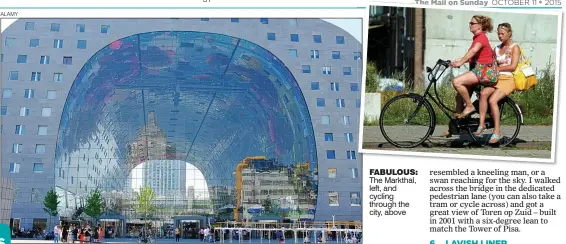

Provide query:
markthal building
left=1, top=18, right=362, bottom=237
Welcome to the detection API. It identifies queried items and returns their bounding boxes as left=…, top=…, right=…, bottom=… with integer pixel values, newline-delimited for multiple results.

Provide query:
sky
left=1, top=18, right=362, bottom=43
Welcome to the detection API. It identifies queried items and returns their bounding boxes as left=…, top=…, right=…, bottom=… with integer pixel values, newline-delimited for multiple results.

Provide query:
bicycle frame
left=405, top=59, right=455, bottom=123
left=422, top=59, right=458, bottom=118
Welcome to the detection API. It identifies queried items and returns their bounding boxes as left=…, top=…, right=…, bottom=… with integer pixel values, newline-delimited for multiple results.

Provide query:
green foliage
left=43, top=188, right=59, bottom=217
left=364, top=58, right=555, bottom=126
left=85, top=189, right=103, bottom=221
left=135, top=185, right=156, bottom=219
left=262, top=197, right=272, bottom=213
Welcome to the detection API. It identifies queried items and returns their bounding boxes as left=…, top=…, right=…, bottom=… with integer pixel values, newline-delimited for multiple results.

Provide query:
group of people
left=442, top=15, right=522, bottom=144
left=53, top=224, right=106, bottom=243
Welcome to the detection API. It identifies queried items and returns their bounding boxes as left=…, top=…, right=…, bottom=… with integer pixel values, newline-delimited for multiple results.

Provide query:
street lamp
left=332, top=215, right=335, bottom=229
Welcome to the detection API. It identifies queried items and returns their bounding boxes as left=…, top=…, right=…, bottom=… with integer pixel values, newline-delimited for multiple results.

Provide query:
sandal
left=474, top=125, right=486, bottom=136
left=488, top=133, right=502, bottom=144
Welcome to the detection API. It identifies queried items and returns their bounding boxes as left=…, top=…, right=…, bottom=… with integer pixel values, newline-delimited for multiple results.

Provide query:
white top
left=495, top=43, right=519, bottom=76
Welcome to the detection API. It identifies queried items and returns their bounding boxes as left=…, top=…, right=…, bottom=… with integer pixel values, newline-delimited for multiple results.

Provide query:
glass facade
left=54, top=31, right=318, bottom=224
left=1, top=18, right=362, bottom=234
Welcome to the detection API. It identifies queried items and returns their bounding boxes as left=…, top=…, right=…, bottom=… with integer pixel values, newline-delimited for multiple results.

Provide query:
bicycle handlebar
left=426, top=59, right=452, bottom=83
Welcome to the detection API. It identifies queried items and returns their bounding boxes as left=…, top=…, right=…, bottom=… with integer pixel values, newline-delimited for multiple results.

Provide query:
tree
left=262, top=197, right=272, bottom=214
left=135, top=185, right=156, bottom=229
left=43, top=188, right=60, bottom=229
left=85, top=189, right=103, bottom=224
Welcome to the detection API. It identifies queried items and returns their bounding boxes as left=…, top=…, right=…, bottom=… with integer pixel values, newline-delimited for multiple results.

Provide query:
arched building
left=1, top=18, right=362, bottom=232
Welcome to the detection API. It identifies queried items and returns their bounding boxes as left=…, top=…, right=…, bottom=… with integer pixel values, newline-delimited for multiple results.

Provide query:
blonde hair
left=497, top=23, right=513, bottom=37
left=473, top=15, right=494, bottom=33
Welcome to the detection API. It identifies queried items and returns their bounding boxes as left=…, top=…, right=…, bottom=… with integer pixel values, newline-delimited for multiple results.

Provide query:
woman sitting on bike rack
left=441, top=15, right=495, bottom=137
left=475, top=23, right=519, bottom=144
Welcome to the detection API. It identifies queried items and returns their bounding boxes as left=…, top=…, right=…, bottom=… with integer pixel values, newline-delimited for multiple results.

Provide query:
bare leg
left=488, top=89, right=508, bottom=142
left=476, top=87, right=495, bottom=135
left=452, top=72, right=480, bottom=117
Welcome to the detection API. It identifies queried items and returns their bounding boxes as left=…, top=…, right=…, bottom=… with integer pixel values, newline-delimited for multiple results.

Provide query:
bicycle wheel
left=379, top=94, right=436, bottom=148
left=468, top=97, right=521, bottom=147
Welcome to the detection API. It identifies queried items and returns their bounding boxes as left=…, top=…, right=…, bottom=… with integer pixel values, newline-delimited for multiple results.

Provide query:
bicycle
left=378, top=59, right=523, bottom=148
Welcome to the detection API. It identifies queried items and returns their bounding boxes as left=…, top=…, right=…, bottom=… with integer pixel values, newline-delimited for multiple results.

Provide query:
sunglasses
left=469, top=22, right=479, bottom=25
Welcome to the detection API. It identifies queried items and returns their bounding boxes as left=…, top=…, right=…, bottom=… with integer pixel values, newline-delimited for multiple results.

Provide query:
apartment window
left=316, top=98, right=325, bottom=107
left=324, top=133, right=334, bottom=142
left=345, top=133, right=354, bottom=142
left=332, top=51, right=341, bottom=59
left=326, top=150, right=336, bottom=159
left=1, top=54, right=3, bottom=62
left=25, top=22, right=35, bottom=30
left=260, top=18, right=269, bottom=24
left=77, top=40, right=87, bottom=49
left=53, top=73, right=63, bottom=82
left=231, top=18, right=239, bottom=23
left=40, top=55, right=50, bottom=64
left=9, top=71, right=19, bottom=80
left=310, top=50, right=319, bottom=59
left=350, top=168, right=359, bottom=178
left=29, top=39, right=39, bottom=47
left=343, top=67, right=352, bottom=75
left=350, top=192, right=361, bottom=206
left=9, top=163, right=20, bottom=173
left=4, top=37, right=16, bottom=47
left=15, top=125, right=25, bottom=135
left=76, top=24, right=85, bottom=32
left=323, top=66, right=331, bottom=75
left=2, top=89, right=12, bottom=98
left=100, top=25, right=109, bottom=33
left=1, top=106, right=6, bottom=116
left=51, top=23, right=60, bottom=31
left=35, top=144, right=46, bottom=154
left=347, top=151, right=357, bottom=160
left=267, top=33, right=276, bottom=41
left=350, top=83, right=359, bottom=92
left=311, top=82, right=319, bottom=90
left=17, top=55, right=27, bottom=64
left=331, top=82, right=339, bottom=91
left=328, top=191, right=339, bottom=206
left=288, top=49, right=298, bottom=58
left=321, top=115, right=330, bottom=125
left=336, top=36, right=345, bottom=44
left=63, top=56, right=73, bottom=65
left=313, top=35, right=322, bottom=43
left=33, top=163, right=44, bottom=173
left=290, top=34, right=299, bottom=42
left=328, top=168, right=337, bottom=178
left=53, top=39, right=63, bottom=48
left=38, top=125, right=48, bottom=135
left=356, top=99, right=361, bottom=108
left=336, top=99, right=345, bottom=108
left=42, top=107, right=52, bottom=117
left=354, top=52, right=362, bottom=60
left=20, top=107, right=30, bottom=116
left=24, top=89, right=35, bottom=98
left=343, top=116, right=351, bottom=126
left=302, top=65, right=311, bottom=74
left=47, top=90, right=57, bottom=99
left=12, top=144, right=23, bottom=153
left=31, top=72, right=41, bottom=81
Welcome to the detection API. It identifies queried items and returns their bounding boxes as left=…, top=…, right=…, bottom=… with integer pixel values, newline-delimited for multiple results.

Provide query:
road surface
left=362, top=125, right=553, bottom=159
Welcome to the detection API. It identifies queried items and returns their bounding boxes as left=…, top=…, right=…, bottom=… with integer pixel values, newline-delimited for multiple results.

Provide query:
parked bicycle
left=379, top=59, right=523, bottom=148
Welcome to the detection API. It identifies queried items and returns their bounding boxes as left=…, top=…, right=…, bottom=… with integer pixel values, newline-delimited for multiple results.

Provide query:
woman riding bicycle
left=440, top=15, right=495, bottom=137
left=474, top=23, right=519, bottom=144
